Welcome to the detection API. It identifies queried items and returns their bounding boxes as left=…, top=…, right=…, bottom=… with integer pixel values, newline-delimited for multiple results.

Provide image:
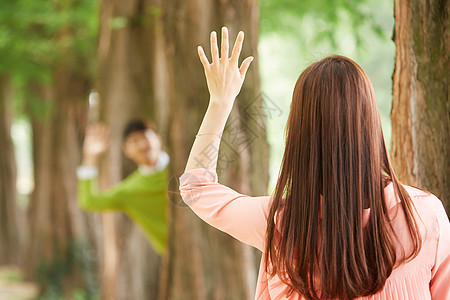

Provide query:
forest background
left=0, top=0, right=448, bottom=299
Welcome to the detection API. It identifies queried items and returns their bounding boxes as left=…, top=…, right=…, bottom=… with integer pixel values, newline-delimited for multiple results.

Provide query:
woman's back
left=263, top=55, right=426, bottom=299
left=180, top=29, right=449, bottom=299
left=179, top=168, right=450, bottom=299
left=263, top=184, right=448, bottom=299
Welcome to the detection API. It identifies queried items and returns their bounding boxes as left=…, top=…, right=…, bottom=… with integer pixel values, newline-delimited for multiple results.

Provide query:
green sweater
left=78, top=167, right=168, bottom=254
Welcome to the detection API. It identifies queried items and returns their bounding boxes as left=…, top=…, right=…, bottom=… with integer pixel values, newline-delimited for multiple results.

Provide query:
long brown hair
left=265, top=55, right=422, bottom=299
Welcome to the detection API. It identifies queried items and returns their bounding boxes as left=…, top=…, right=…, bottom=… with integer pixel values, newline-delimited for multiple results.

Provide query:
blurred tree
left=0, top=76, right=18, bottom=265
left=95, top=0, right=160, bottom=299
left=27, top=64, right=95, bottom=298
left=0, top=0, right=408, bottom=299
left=95, top=0, right=269, bottom=298
left=391, top=0, right=449, bottom=213
left=157, top=0, right=269, bottom=299
left=0, top=0, right=100, bottom=298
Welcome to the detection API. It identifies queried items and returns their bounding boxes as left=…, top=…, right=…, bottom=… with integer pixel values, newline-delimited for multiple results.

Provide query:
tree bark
left=96, top=0, right=160, bottom=299
left=0, top=76, right=18, bottom=265
left=26, top=65, right=96, bottom=297
left=391, top=0, right=449, bottom=213
left=158, top=0, right=269, bottom=299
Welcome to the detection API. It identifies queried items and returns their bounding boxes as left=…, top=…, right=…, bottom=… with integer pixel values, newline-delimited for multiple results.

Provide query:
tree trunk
left=0, top=76, right=18, bottom=265
left=96, top=0, right=160, bottom=299
left=391, top=0, right=449, bottom=213
left=26, top=66, right=96, bottom=297
left=158, top=0, right=269, bottom=299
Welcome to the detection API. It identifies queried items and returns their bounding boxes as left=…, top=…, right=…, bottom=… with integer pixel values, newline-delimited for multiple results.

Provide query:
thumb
left=239, top=56, right=254, bottom=78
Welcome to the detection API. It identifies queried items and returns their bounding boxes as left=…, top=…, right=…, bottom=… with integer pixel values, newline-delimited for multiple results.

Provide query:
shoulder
left=385, top=183, right=446, bottom=236
left=400, top=184, right=449, bottom=241
left=402, top=184, right=445, bottom=216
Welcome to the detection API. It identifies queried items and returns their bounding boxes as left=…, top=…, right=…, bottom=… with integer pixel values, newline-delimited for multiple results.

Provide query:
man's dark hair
left=123, top=119, right=156, bottom=139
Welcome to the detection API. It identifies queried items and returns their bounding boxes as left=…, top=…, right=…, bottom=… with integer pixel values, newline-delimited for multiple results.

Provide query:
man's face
left=122, top=129, right=161, bottom=166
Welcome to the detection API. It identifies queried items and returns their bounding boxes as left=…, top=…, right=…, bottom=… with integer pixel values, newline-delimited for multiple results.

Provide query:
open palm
left=83, top=123, right=110, bottom=158
left=198, top=27, right=254, bottom=109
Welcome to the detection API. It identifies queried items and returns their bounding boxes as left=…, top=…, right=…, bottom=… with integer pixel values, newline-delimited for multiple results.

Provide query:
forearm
left=76, top=166, right=99, bottom=210
left=77, top=177, right=123, bottom=211
left=184, top=100, right=232, bottom=173
left=185, top=27, right=252, bottom=173
left=81, top=122, right=109, bottom=167
left=82, top=155, right=98, bottom=167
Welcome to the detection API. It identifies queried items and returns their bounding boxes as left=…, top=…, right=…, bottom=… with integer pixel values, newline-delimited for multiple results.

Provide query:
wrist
left=205, top=102, right=231, bottom=130
left=82, top=155, right=99, bottom=167
left=208, top=97, right=234, bottom=112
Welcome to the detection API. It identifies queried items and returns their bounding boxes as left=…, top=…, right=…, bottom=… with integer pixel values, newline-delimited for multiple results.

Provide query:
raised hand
left=82, top=123, right=110, bottom=166
left=146, top=129, right=162, bottom=166
left=184, top=28, right=253, bottom=172
left=198, top=27, right=254, bottom=110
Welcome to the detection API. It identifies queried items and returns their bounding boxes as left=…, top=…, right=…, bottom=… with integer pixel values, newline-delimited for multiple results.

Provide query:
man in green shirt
left=77, top=120, right=169, bottom=254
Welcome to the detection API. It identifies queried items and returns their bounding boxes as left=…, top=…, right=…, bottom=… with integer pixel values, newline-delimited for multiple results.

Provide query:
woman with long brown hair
left=179, top=27, right=450, bottom=299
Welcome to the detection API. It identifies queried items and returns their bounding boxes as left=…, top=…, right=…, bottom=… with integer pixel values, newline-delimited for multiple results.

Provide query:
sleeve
left=430, top=195, right=450, bottom=299
left=179, top=168, right=271, bottom=252
left=156, top=151, right=170, bottom=171
left=77, top=166, right=124, bottom=211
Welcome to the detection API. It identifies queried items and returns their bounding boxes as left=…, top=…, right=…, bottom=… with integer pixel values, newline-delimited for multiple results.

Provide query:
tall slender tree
left=26, top=65, right=95, bottom=296
left=20, top=1, right=100, bottom=297
left=96, top=0, right=160, bottom=299
left=0, top=76, right=18, bottom=266
left=391, top=0, right=449, bottom=212
left=158, top=0, right=269, bottom=299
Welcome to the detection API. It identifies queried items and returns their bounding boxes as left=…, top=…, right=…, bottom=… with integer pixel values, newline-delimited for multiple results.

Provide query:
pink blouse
left=179, top=168, right=450, bottom=300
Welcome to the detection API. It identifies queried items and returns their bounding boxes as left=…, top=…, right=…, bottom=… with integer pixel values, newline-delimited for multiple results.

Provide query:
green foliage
left=0, top=0, right=99, bottom=117
left=0, top=267, right=24, bottom=282
left=260, top=0, right=386, bottom=49
left=36, top=240, right=99, bottom=300
left=0, top=0, right=98, bottom=76
left=259, top=0, right=395, bottom=190
left=110, top=16, right=129, bottom=30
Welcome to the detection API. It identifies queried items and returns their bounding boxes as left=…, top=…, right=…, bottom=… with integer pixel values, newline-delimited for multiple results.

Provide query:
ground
left=0, top=266, right=39, bottom=300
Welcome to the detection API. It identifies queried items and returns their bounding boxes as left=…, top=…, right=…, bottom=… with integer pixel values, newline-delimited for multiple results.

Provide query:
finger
left=239, top=56, right=254, bottom=77
left=95, top=123, right=105, bottom=134
left=96, top=125, right=108, bottom=140
left=221, top=27, right=229, bottom=59
left=210, top=31, right=220, bottom=64
left=98, top=124, right=107, bottom=136
left=197, top=46, right=210, bottom=68
left=92, top=124, right=100, bottom=135
left=230, top=31, right=244, bottom=64
left=103, top=126, right=110, bottom=138
left=86, top=124, right=94, bottom=135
